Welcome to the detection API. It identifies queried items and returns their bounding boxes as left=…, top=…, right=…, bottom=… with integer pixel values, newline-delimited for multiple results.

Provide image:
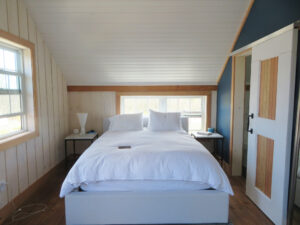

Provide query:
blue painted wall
left=216, top=0, right=300, bottom=163
left=216, top=59, right=232, bottom=162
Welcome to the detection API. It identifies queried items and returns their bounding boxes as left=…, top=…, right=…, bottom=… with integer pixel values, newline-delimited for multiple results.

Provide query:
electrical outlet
left=0, top=180, right=7, bottom=192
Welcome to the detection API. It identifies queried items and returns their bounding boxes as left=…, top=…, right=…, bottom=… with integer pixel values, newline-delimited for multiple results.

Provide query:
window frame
left=0, top=29, right=39, bottom=151
left=116, top=91, right=211, bottom=131
left=0, top=43, right=27, bottom=139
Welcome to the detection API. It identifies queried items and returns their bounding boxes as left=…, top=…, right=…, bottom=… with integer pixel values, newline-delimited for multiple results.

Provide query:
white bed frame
left=65, top=190, right=229, bottom=225
left=64, top=117, right=230, bottom=224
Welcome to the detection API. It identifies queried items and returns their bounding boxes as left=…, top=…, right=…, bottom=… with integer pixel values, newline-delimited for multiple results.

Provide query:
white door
left=246, top=28, right=298, bottom=225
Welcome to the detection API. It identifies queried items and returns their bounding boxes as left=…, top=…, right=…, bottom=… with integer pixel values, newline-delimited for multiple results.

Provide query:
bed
left=61, top=116, right=233, bottom=225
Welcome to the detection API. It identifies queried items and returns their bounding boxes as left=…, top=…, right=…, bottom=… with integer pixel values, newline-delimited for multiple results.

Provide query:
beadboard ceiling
left=24, top=0, right=250, bottom=85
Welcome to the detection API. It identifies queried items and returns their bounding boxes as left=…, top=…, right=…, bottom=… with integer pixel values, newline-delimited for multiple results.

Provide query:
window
left=121, top=95, right=207, bottom=132
left=0, top=29, right=38, bottom=150
left=0, top=44, right=25, bottom=139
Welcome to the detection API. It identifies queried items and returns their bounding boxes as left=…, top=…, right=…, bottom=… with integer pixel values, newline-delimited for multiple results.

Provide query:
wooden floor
left=3, top=163, right=274, bottom=225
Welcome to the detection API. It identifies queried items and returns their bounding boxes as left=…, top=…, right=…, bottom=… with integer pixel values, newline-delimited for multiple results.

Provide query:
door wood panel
left=255, top=135, right=274, bottom=198
left=258, top=57, right=278, bottom=120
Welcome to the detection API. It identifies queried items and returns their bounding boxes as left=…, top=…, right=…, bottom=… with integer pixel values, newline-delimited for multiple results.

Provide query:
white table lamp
left=77, top=113, right=88, bottom=135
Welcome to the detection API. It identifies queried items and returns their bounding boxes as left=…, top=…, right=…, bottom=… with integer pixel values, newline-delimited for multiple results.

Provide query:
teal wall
left=216, top=0, right=300, bottom=163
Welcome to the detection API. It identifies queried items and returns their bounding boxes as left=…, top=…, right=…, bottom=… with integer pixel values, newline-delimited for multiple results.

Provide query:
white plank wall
left=0, top=0, right=68, bottom=210
left=68, top=91, right=218, bottom=135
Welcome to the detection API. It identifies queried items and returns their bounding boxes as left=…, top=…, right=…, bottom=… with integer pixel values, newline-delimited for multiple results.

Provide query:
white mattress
left=80, top=180, right=211, bottom=192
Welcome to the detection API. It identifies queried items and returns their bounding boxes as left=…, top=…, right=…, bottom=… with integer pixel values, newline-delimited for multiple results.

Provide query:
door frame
left=228, top=22, right=300, bottom=176
left=230, top=49, right=252, bottom=176
left=287, top=29, right=300, bottom=225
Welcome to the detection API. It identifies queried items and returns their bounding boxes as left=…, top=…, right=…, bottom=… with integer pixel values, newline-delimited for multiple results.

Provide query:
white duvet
left=60, top=130, right=233, bottom=197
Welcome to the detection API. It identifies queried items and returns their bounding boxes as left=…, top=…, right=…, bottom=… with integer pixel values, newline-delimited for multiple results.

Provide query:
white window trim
left=0, top=43, right=27, bottom=140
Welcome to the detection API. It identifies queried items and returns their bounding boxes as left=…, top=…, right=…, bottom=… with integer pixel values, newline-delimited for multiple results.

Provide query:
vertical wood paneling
left=35, top=136, right=43, bottom=179
left=26, top=139, right=37, bottom=185
left=57, top=70, right=65, bottom=161
left=0, top=151, right=8, bottom=208
left=5, top=147, right=19, bottom=201
left=37, top=32, right=50, bottom=172
left=63, top=79, right=69, bottom=136
left=0, top=0, right=8, bottom=31
left=255, top=135, right=274, bottom=198
left=0, top=0, right=68, bottom=211
left=16, top=143, right=28, bottom=193
left=258, top=57, right=278, bottom=120
left=17, top=0, right=28, bottom=39
left=28, top=13, right=44, bottom=180
left=44, top=47, right=55, bottom=168
left=6, top=0, right=19, bottom=36
left=27, top=14, right=36, bottom=45
left=68, top=92, right=116, bottom=135
left=51, top=60, right=60, bottom=163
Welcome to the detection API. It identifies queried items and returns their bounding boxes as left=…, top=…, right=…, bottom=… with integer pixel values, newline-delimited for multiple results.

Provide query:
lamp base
left=80, top=128, right=86, bottom=135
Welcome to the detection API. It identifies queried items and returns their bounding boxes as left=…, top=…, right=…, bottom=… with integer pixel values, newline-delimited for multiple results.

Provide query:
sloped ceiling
left=24, top=0, right=250, bottom=85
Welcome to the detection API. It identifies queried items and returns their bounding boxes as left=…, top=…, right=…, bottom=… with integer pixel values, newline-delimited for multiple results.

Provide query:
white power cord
left=3, top=183, right=47, bottom=225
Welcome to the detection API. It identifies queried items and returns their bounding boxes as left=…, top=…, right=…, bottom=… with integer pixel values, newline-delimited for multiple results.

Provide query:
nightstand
left=64, top=132, right=99, bottom=167
left=191, top=132, right=224, bottom=165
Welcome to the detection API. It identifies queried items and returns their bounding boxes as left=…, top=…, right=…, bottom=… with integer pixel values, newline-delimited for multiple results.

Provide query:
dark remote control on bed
left=118, top=146, right=131, bottom=149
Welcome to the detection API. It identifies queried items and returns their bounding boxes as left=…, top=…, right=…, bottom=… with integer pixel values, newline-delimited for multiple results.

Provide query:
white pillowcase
left=148, top=110, right=182, bottom=131
left=108, top=113, right=143, bottom=131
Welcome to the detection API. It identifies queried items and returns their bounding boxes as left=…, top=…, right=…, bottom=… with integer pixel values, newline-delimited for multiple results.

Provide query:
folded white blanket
left=60, top=130, right=233, bottom=197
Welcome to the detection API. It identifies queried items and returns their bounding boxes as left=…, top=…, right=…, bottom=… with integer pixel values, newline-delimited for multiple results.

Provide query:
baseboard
left=0, top=161, right=65, bottom=224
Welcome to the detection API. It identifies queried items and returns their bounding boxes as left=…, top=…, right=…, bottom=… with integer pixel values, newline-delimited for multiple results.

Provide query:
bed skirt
left=65, top=190, right=229, bottom=225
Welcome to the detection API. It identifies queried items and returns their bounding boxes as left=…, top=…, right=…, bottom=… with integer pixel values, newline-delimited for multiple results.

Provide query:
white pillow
left=108, top=113, right=143, bottom=131
left=148, top=110, right=182, bottom=131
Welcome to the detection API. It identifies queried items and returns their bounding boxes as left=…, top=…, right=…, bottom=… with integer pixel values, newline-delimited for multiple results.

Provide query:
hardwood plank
left=255, top=135, right=274, bottom=198
left=258, top=57, right=278, bottom=120
left=0, top=0, right=8, bottom=31
left=68, top=85, right=218, bottom=92
left=16, top=143, right=28, bottom=193
left=17, top=0, right=28, bottom=40
left=6, top=0, right=19, bottom=36
left=0, top=162, right=65, bottom=225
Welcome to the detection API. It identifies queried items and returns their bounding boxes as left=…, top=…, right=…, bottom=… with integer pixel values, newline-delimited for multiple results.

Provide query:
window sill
left=0, top=130, right=39, bottom=151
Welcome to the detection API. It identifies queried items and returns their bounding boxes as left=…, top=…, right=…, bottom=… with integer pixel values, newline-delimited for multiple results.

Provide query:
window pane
left=179, top=98, right=190, bottom=113
left=166, top=99, right=179, bottom=112
left=10, top=94, right=21, bottom=113
left=0, top=74, right=8, bottom=89
left=189, top=117, right=203, bottom=132
left=123, top=97, right=159, bottom=115
left=0, top=115, right=22, bottom=137
left=4, top=50, right=17, bottom=72
left=190, top=98, right=202, bottom=112
left=0, top=49, right=4, bottom=70
left=0, top=95, right=10, bottom=115
left=8, top=75, right=20, bottom=90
